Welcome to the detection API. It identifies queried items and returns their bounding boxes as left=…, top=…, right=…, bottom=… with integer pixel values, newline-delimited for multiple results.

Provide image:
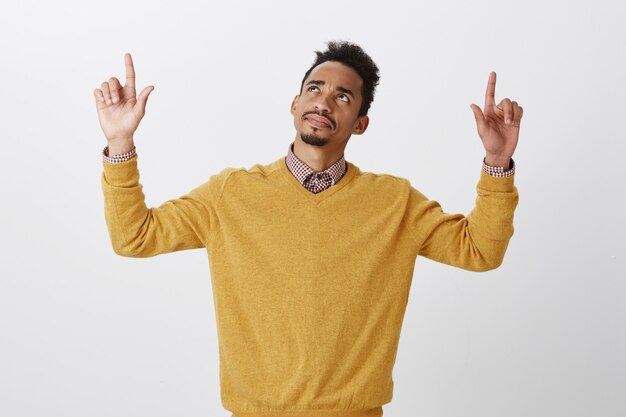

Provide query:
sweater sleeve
left=406, top=169, right=519, bottom=272
left=100, top=155, right=229, bottom=258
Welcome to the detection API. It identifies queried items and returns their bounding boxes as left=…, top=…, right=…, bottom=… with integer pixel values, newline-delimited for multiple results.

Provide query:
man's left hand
left=470, top=71, right=523, bottom=168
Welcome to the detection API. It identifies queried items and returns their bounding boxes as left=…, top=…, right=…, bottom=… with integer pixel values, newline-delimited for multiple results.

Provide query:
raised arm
left=408, top=72, right=523, bottom=271
left=95, top=53, right=223, bottom=257
left=407, top=170, right=519, bottom=272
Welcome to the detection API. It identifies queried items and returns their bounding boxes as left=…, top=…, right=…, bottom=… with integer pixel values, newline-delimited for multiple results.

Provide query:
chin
left=300, top=132, right=330, bottom=147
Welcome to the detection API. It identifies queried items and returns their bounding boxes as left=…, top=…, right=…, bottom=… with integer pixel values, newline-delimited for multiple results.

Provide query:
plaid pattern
left=482, top=157, right=515, bottom=177
left=102, top=143, right=515, bottom=183
left=102, top=145, right=136, bottom=164
left=285, top=141, right=347, bottom=194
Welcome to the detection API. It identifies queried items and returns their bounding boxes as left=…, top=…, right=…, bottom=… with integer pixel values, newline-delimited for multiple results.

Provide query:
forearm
left=464, top=170, right=518, bottom=269
left=101, top=155, right=152, bottom=256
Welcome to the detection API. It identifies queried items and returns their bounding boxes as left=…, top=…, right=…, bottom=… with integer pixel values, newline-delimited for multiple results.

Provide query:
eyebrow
left=305, top=80, right=355, bottom=99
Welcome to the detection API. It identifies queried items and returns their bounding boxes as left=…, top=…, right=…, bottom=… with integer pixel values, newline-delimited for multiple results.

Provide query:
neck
left=292, top=136, right=346, bottom=172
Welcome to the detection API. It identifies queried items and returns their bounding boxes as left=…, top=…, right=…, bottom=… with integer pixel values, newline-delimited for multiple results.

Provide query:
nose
left=314, top=92, right=332, bottom=113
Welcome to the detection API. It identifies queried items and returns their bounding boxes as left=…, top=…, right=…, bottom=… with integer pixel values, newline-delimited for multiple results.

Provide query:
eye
left=337, top=94, right=350, bottom=103
left=307, top=86, right=320, bottom=92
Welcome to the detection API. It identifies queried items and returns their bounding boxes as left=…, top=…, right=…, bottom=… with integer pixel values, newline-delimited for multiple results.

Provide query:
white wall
left=0, top=0, right=624, bottom=416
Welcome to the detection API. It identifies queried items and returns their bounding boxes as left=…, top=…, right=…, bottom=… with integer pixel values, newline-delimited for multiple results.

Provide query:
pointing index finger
left=485, top=71, right=496, bottom=108
left=125, top=52, right=136, bottom=89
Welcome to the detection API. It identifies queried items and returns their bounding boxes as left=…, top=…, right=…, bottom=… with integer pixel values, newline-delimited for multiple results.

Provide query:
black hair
left=299, top=40, right=380, bottom=117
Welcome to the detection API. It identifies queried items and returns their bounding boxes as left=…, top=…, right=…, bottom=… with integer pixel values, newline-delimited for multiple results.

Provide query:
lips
left=305, top=114, right=333, bottom=129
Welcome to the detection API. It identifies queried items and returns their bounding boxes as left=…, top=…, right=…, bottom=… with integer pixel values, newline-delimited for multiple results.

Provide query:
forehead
left=305, top=61, right=363, bottom=95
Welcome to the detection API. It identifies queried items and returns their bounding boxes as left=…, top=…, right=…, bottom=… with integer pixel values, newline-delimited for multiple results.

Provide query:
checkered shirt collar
left=285, top=141, right=347, bottom=187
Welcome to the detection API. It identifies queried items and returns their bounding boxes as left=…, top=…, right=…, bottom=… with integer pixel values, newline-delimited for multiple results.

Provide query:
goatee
left=300, top=132, right=329, bottom=147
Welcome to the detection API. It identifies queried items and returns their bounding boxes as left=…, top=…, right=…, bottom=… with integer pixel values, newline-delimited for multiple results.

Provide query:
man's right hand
left=93, top=52, right=154, bottom=154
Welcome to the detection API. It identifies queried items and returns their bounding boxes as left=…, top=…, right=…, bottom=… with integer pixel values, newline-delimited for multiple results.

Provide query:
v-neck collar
left=276, top=156, right=360, bottom=205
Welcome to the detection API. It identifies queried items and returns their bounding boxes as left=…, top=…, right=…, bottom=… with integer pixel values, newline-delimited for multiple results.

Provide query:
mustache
left=302, top=111, right=336, bottom=129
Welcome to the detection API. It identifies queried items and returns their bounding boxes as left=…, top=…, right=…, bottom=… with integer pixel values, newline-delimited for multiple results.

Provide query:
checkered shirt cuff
left=482, top=157, right=515, bottom=177
left=102, top=145, right=137, bottom=164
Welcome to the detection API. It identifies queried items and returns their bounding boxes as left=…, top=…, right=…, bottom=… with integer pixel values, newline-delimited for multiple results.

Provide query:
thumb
left=136, top=85, right=155, bottom=115
left=470, top=104, right=485, bottom=130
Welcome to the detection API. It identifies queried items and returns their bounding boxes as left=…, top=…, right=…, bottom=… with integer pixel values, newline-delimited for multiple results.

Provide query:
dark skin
left=289, top=64, right=523, bottom=172
left=290, top=61, right=369, bottom=173
left=94, top=54, right=523, bottom=169
left=470, top=72, right=524, bottom=168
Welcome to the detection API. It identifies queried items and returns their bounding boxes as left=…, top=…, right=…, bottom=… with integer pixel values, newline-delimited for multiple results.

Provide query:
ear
left=352, top=115, right=369, bottom=135
left=290, top=95, right=300, bottom=115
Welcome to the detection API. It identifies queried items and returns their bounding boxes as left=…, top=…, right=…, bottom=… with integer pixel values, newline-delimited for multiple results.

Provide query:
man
left=95, top=41, right=521, bottom=417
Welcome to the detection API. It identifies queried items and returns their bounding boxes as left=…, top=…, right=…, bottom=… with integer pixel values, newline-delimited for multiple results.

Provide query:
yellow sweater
left=101, top=154, right=519, bottom=417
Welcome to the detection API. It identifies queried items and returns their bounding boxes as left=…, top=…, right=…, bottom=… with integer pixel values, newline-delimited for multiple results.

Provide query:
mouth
left=304, top=114, right=333, bottom=129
